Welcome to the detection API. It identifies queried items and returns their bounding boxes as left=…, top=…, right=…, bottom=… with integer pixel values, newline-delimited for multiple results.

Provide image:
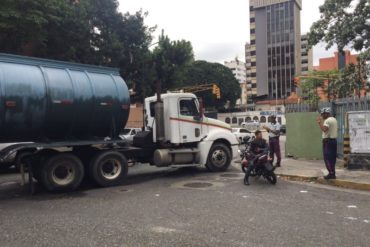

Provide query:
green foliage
left=308, top=0, right=370, bottom=53
left=0, top=0, right=155, bottom=100
left=299, top=70, right=334, bottom=107
left=307, top=0, right=370, bottom=97
left=152, top=32, right=194, bottom=92
left=180, top=61, right=241, bottom=109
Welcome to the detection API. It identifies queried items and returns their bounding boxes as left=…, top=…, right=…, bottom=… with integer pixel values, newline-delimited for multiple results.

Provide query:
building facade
left=224, top=60, right=248, bottom=104
left=313, top=50, right=358, bottom=71
left=245, top=42, right=255, bottom=101
left=301, top=34, right=313, bottom=75
left=248, top=0, right=302, bottom=100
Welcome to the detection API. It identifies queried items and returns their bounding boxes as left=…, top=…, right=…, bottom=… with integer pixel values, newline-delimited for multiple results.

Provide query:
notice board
left=348, top=111, right=370, bottom=153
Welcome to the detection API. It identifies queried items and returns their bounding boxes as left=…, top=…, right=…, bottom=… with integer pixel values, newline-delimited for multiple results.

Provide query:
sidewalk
left=275, top=158, right=370, bottom=191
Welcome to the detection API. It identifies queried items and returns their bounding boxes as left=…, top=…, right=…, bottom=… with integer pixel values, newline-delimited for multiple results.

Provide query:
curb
left=277, top=174, right=318, bottom=182
left=316, top=177, right=370, bottom=191
left=277, top=173, right=370, bottom=191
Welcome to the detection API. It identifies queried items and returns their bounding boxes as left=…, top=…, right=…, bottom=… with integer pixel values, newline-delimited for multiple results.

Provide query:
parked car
left=241, top=120, right=260, bottom=132
left=119, top=128, right=142, bottom=143
left=232, top=128, right=252, bottom=144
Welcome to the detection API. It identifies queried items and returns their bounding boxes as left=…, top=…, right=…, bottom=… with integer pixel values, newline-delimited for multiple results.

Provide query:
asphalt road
left=0, top=163, right=369, bottom=247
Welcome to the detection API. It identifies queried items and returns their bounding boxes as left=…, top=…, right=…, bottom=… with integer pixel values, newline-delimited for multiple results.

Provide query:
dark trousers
left=269, top=137, right=281, bottom=165
left=244, top=159, right=256, bottom=182
left=323, top=139, right=337, bottom=175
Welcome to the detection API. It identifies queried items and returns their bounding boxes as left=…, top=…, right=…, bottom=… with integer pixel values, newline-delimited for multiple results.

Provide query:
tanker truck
left=0, top=53, right=239, bottom=193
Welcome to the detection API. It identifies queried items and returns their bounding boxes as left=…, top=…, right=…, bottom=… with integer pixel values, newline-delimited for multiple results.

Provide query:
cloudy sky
left=118, top=0, right=336, bottom=65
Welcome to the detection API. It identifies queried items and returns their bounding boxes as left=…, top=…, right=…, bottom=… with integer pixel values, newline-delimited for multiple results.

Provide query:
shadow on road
left=0, top=165, right=241, bottom=201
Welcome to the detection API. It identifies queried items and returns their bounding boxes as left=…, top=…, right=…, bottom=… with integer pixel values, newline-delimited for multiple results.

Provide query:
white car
left=232, top=128, right=252, bottom=144
left=119, top=128, right=142, bottom=143
left=241, top=120, right=260, bottom=132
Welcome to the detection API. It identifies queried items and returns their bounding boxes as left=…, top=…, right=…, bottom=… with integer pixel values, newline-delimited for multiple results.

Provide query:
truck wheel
left=40, top=153, right=84, bottom=192
left=206, top=143, right=231, bottom=172
left=89, top=151, right=128, bottom=187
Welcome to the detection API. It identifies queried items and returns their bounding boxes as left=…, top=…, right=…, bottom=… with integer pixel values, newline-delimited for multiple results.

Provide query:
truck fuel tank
left=0, top=53, right=130, bottom=142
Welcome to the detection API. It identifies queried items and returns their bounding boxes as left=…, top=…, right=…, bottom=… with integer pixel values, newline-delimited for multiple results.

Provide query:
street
left=1, top=162, right=369, bottom=247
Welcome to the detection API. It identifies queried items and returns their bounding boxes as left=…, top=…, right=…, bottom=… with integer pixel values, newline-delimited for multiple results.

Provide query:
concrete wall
left=286, top=112, right=323, bottom=159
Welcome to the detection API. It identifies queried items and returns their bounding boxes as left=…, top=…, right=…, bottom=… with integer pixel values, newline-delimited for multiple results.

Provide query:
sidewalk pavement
left=275, top=158, right=370, bottom=191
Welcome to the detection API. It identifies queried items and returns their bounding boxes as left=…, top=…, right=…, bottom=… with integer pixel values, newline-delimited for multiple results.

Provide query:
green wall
left=286, top=112, right=323, bottom=159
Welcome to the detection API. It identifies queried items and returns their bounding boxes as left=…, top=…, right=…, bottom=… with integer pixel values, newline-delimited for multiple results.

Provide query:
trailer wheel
left=89, top=151, right=128, bottom=187
left=40, top=153, right=84, bottom=192
left=206, top=143, right=231, bottom=172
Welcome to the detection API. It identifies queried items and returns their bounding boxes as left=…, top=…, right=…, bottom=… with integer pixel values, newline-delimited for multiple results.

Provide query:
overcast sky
left=118, top=0, right=337, bottom=65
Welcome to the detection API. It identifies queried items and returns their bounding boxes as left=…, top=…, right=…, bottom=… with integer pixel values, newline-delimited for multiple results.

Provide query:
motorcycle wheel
left=265, top=172, right=277, bottom=184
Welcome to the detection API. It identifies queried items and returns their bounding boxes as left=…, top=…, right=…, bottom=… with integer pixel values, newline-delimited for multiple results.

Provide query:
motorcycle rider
left=244, top=130, right=268, bottom=185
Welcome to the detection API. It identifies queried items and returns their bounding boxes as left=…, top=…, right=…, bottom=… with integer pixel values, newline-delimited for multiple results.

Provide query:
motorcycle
left=240, top=136, right=277, bottom=185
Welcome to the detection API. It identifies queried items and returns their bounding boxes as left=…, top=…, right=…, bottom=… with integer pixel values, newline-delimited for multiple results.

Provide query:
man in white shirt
left=263, top=115, right=281, bottom=167
left=316, top=107, right=338, bottom=179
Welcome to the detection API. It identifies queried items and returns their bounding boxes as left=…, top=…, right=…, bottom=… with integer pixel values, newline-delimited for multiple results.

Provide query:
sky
left=118, top=0, right=337, bottom=65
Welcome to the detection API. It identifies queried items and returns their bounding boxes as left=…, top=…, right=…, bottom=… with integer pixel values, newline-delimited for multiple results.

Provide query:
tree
left=152, top=32, right=194, bottom=92
left=308, top=0, right=370, bottom=55
left=180, top=61, right=241, bottom=109
left=299, top=70, right=331, bottom=108
left=0, top=0, right=155, bottom=100
left=308, top=0, right=370, bottom=97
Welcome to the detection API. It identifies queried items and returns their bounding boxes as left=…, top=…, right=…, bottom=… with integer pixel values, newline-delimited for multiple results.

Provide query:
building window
left=251, top=62, right=256, bottom=66
left=250, top=17, right=255, bottom=23
left=225, top=117, right=230, bottom=124
left=250, top=29, right=255, bottom=34
left=260, top=116, right=267, bottom=123
left=238, top=118, right=244, bottom=125
left=253, top=116, right=259, bottom=121
left=232, top=117, right=237, bottom=124
left=245, top=117, right=251, bottom=122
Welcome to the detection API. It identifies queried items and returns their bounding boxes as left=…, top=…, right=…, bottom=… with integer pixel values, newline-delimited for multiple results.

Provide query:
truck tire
left=40, top=153, right=84, bottom=192
left=206, top=143, right=231, bottom=172
left=89, top=151, right=128, bottom=187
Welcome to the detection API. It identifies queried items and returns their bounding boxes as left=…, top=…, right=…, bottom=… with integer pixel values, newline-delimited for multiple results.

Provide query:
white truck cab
left=144, top=93, right=239, bottom=171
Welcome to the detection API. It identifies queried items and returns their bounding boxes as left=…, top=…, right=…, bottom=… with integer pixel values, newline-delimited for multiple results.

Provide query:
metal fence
left=285, top=96, right=370, bottom=157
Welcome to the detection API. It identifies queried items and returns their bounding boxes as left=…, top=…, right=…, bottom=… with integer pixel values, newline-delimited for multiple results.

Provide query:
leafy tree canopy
left=180, top=61, right=241, bottom=109
left=308, top=0, right=370, bottom=58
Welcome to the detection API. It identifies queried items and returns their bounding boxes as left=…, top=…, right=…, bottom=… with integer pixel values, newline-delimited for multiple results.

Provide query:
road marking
left=152, top=227, right=176, bottom=233
left=363, top=220, right=369, bottom=224
left=347, top=205, right=357, bottom=209
left=242, top=195, right=249, bottom=198
left=326, top=211, right=334, bottom=215
left=155, top=194, right=160, bottom=197
left=300, top=190, right=308, bottom=193
left=344, top=217, right=357, bottom=221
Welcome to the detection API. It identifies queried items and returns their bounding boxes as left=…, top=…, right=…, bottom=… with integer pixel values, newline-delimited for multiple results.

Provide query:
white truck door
left=175, top=98, right=203, bottom=143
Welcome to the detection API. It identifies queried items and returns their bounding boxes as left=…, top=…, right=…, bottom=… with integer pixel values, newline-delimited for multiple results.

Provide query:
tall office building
left=248, top=0, right=302, bottom=99
left=224, top=60, right=248, bottom=104
left=245, top=43, right=255, bottom=102
left=301, top=34, right=313, bottom=75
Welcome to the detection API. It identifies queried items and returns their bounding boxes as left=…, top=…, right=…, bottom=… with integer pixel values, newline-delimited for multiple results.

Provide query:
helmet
left=320, top=107, right=331, bottom=114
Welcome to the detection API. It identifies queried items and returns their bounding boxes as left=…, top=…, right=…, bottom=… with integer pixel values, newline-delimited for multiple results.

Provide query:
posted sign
left=348, top=111, right=370, bottom=153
